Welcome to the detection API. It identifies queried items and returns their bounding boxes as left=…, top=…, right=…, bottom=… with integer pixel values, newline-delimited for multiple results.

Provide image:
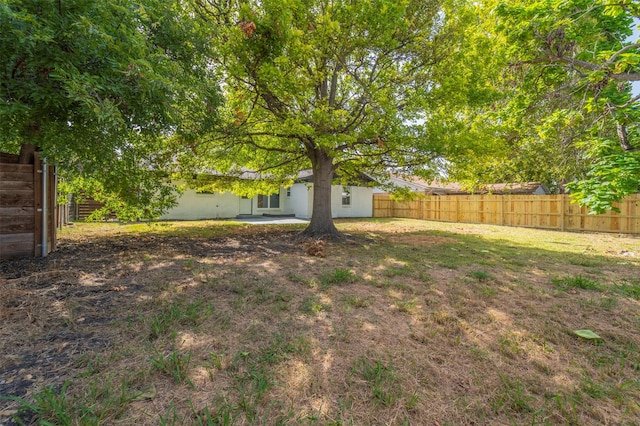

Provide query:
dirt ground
left=0, top=228, right=300, bottom=413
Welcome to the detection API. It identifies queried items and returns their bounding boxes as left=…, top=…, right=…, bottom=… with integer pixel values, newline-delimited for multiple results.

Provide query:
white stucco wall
left=285, top=183, right=313, bottom=218
left=161, top=183, right=372, bottom=220
left=161, top=190, right=240, bottom=220
left=288, top=183, right=373, bottom=218
left=331, top=185, right=373, bottom=218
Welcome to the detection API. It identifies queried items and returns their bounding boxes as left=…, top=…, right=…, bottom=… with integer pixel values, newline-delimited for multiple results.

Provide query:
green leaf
left=573, top=329, right=602, bottom=340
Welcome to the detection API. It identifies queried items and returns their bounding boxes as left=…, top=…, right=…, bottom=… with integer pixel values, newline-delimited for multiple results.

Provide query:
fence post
left=49, top=165, right=57, bottom=253
left=33, top=153, right=43, bottom=257
left=560, top=194, right=566, bottom=232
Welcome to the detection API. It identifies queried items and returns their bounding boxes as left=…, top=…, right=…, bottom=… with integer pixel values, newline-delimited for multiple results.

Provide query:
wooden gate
left=0, top=149, right=57, bottom=259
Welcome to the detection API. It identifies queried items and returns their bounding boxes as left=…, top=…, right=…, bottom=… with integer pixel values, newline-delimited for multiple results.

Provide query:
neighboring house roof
left=482, top=182, right=550, bottom=195
left=377, top=176, right=549, bottom=195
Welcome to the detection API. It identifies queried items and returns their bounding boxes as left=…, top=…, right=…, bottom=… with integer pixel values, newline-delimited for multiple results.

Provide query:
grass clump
left=353, top=356, right=400, bottom=407
left=7, top=379, right=136, bottom=425
left=468, top=270, right=491, bottom=281
left=383, top=265, right=413, bottom=278
left=343, top=294, right=374, bottom=309
left=300, top=295, right=330, bottom=315
left=491, top=373, right=537, bottom=414
left=320, top=268, right=358, bottom=288
left=148, top=298, right=213, bottom=340
left=150, top=349, right=193, bottom=385
left=614, top=279, right=640, bottom=299
left=394, top=298, right=418, bottom=314
left=552, top=275, right=602, bottom=291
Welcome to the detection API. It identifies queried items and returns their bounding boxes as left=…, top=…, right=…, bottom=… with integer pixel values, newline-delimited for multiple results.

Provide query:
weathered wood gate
left=0, top=150, right=57, bottom=258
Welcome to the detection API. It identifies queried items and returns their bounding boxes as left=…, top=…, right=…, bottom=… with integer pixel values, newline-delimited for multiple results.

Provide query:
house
left=160, top=171, right=373, bottom=220
left=374, top=176, right=549, bottom=196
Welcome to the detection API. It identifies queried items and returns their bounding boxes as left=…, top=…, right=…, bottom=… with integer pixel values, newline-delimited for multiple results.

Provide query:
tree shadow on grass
left=1, top=220, right=639, bottom=425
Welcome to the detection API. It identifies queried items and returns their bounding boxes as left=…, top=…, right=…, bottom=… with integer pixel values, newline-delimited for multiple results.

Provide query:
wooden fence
left=373, top=193, right=640, bottom=234
left=0, top=151, right=57, bottom=258
left=70, top=197, right=109, bottom=221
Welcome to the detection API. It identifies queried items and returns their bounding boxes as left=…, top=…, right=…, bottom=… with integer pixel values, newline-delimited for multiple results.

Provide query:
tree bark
left=617, top=123, right=636, bottom=152
left=18, top=144, right=36, bottom=164
left=301, top=149, right=344, bottom=240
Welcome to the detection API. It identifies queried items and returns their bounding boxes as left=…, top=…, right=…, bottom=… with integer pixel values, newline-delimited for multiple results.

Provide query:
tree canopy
left=3, top=0, right=638, bottom=229
left=0, top=0, right=220, bottom=219
left=449, top=0, right=640, bottom=213
left=184, top=0, right=492, bottom=237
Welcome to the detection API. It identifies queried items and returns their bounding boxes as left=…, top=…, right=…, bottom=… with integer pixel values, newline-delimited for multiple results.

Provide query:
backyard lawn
left=1, top=218, right=639, bottom=425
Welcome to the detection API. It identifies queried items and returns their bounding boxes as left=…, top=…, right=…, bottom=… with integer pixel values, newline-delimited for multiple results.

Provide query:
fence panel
left=1, top=161, right=36, bottom=258
left=373, top=193, right=640, bottom=234
left=0, top=150, right=57, bottom=258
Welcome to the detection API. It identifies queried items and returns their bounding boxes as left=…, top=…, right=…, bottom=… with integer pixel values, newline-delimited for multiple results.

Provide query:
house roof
left=295, top=169, right=375, bottom=185
left=193, top=169, right=373, bottom=186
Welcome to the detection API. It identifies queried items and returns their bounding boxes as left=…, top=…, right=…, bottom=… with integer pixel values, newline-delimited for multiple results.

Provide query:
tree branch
left=251, top=154, right=307, bottom=174
left=241, top=134, right=301, bottom=154
left=605, top=42, right=640, bottom=68
left=543, top=55, right=640, bottom=81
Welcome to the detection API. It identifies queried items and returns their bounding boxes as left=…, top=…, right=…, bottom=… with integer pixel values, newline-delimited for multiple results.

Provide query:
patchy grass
left=1, top=219, right=640, bottom=425
left=552, top=275, right=603, bottom=291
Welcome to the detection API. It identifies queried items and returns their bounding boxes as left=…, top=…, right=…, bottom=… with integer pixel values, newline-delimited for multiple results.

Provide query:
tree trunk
left=301, top=150, right=344, bottom=240
left=18, top=144, right=36, bottom=164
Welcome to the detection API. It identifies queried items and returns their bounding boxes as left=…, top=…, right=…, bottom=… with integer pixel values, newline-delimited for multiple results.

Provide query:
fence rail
left=373, top=194, right=640, bottom=234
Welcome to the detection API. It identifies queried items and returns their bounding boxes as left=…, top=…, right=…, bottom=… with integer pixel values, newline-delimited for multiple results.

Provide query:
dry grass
left=1, top=218, right=639, bottom=425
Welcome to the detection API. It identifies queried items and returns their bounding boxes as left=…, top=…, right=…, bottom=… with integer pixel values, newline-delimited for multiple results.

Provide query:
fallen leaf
left=133, top=383, right=157, bottom=401
left=574, top=329, right=602, bottom=340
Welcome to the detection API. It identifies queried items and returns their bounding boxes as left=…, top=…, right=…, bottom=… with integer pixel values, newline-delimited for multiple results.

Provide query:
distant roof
left=482, top=182, right=549, bottom=195
left=381, top=176, right=549, bottom=195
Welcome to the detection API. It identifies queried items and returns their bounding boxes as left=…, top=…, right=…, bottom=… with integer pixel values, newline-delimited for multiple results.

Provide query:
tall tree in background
left=0, top=0, right=220, bottom=220
left=188, top=0, right=488, bottom=238
left=453, top=0, right=640, bottom=212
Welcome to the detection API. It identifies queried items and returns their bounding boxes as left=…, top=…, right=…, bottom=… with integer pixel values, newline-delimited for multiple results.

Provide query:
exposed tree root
left=298, top=226, right=348, bottom=242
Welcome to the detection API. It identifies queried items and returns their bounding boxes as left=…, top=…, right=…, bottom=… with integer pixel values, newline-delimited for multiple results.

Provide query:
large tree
left=187, top=0, right=486, bottom=238
left=0, top=0, right=220, bottom=219
left=451, top=0, right=640, bottom=212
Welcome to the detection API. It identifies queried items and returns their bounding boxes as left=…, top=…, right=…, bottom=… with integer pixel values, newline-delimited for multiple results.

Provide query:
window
left=286, top=188, right=291, bottom=197
left=257, top=193, right=280, bottom=209
left=342, top=186, right=351, bottom=206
